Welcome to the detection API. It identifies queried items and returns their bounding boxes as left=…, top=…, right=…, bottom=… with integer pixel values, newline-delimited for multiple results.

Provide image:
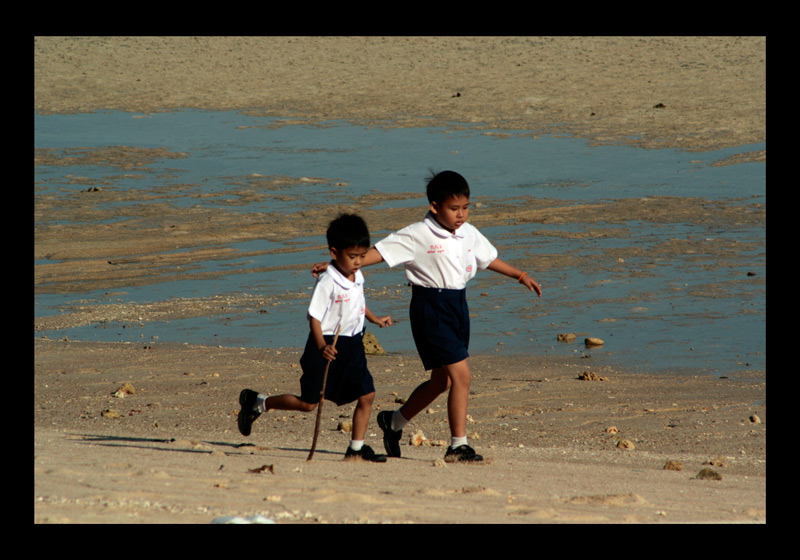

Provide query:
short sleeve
left=306, top=276, right=332, bottom=323
left=375, top=226, right=417, bottom=268
left=472, top=227, right=498, bottom=269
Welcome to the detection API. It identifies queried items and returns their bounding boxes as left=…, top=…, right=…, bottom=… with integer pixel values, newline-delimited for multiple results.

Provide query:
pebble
left=337, top=421, right=353, bottom=432
left=557, top=333, right=576, bottom=342
left=409, top=429, right=447, bottom=447
left=664, top=460, right=684, bottom=471
left=585, top=337, right=605, bottom=347
left=247, top=464, right=275, bottom=475
left=616, top=439, right=635, bottom=450
left=113, top=382, right=136, bottom=398
left=410, top=430, right=427, bottom=446
left=696, top=468, right=722, bottom=480
left=578, top=371, right=608, bottom=381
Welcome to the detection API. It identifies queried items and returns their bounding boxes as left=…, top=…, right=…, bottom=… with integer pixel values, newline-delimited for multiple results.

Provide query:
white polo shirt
left=307, top=262, right=367, bottom=337
left=375, top=211, right=498, bottom=290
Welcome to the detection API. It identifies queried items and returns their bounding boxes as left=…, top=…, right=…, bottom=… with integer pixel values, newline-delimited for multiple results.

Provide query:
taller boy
left=314, top=171, right=542, bottom=462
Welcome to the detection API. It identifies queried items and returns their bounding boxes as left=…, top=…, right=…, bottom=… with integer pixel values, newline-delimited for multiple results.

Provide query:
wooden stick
left=307, top=325, right=341, bottom=461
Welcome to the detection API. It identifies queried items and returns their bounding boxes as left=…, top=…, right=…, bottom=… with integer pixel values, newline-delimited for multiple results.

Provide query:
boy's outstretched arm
left=311, top=247, right=385, bottom=277
left=487, top=257, right=542, bottom=297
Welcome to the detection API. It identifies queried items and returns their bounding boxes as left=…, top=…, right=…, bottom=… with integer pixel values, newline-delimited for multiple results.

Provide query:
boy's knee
left=429, top=371, right=452, bottom=393
left=446, top=363, right=471, bottom=386
left=301, top=401, right=318, bottom=412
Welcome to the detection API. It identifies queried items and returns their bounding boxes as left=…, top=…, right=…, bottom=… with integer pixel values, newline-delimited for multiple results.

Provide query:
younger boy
left=238, top=213, right=392, bottom=462
left=313, top=171, right=542, bottom=463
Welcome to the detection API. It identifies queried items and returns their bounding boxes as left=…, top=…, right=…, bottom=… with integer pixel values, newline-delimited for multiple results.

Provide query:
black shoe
left=377, top=410, right=402, bottom=458
left=238, top=389, right=261, bottom=436
left=345, top=444, right=387, bottom=463
left=444, top=444, right=483, bottom=463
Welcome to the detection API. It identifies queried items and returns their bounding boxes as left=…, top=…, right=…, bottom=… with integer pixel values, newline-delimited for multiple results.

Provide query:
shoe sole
left=444, top=454, right=484, bottom=463
left=444, top=445, right=484, bottom=463
left=377, top=411, right=402, bottom=458
left=238, top=389, right=259, bottom=437
left=344, top=453, right=388, bottom=463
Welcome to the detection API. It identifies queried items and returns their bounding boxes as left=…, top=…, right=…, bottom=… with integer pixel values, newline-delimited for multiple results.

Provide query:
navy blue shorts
left=409, top=286, right=470, bottom=371
left=298, top=331, right=375, bottom=406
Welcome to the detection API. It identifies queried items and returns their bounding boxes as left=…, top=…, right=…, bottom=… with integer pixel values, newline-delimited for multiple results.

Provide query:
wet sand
left=34, top=36, right=765, bottom=153
left=34, top=36, right=766, bottom=524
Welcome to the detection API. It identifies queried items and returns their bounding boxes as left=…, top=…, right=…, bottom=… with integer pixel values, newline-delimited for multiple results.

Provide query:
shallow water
left=34, top=110, right=765, bottom=377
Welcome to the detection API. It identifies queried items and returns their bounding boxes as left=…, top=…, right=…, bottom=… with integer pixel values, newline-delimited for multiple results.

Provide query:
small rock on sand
left=363, top=331, right=386, bottom=355
left=578, top=371, right=608, bottom=381
left=696, top=468, right=723, bottom=480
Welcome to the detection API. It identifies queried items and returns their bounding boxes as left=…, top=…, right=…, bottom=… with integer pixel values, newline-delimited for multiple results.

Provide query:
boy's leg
left=378, top=359, right=473, bottom=457
left=377, top=367, right=451, bottom=457
left=345, top=392, right=387, bottom=462
left=398, top=366, right=452, bottom=421
left=437, top=360, right=482, bottom=463
left=263, top=394, right=318, bottom=413
left=399, top=360, right=470, bottom=435
left=441, top=359, right=471, bottom=439
left=351, top=392, right=375, bottom=442
left=238, top=389, right=316, bottom=436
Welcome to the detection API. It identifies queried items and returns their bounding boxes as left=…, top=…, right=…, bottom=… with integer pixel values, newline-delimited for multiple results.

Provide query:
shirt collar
left=424, top=210, right=465, bottom=239
left=326, top=260, right=363, bottom=289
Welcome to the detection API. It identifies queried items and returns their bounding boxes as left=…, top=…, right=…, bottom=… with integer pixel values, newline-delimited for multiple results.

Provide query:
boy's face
left=431, top=194, right=469, bottom=233
left=330, top=245, right=369, bottom=278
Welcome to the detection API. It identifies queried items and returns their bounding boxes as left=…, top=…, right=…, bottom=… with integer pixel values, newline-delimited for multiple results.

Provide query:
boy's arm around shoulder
left=311, top=247, right=385, bottom=277
left=487, top=257, right=542, bottom=297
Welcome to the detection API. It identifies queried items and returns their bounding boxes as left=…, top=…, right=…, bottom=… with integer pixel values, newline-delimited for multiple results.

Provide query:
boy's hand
left=320, top=344, right=337, bottom=362
left=311, top=261, right=329, bottom=278
left=372, top=315, right=392, bottom=328
left=521, top=275, right=542, bottom=297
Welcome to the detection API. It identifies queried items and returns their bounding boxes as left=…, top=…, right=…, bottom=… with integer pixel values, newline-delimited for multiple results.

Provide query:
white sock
left=451, top=436, right=468, bottom=449
left=255, top=394, right=267, bottom=413
left=349, top=440, right=364, bottom=451
left=391, top=410, right=409, bottom=432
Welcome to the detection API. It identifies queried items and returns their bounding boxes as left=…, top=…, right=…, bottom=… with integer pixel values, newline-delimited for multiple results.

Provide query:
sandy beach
left=34, top=36, right=766, bottom=524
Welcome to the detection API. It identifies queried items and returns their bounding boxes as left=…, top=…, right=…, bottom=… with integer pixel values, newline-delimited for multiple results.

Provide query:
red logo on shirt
left=427, top=244, right=445, bottom=254
left=334, top=293, right=350, bottom=304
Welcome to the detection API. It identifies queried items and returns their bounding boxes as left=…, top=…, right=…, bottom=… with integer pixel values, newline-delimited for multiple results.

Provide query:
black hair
left=326, top=213, right=371, bottom=251
left=425, top=169, right=470, bottom=204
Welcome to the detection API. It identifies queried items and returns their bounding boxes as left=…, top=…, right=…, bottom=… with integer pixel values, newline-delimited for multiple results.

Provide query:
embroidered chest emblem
left=334, top=292, right=350, bottom=304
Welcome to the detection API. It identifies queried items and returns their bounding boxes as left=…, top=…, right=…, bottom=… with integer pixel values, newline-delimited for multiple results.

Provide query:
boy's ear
left=329, top=247, right=338, bottom=259
left=429, top=201, right=440, bottom=215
